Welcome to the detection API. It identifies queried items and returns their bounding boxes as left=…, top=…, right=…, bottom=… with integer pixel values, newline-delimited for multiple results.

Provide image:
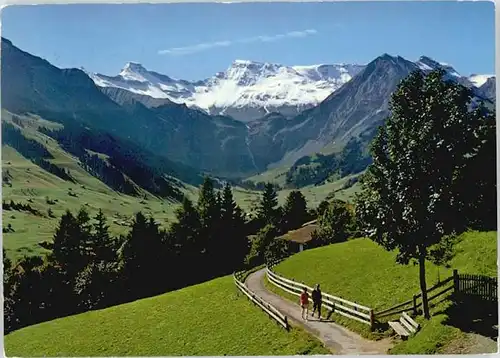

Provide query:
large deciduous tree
left=311, top=199, right=354, bottom=247
left=245, top=224, right=280, bottom=267
left=355, top=69, right=496, bottom=319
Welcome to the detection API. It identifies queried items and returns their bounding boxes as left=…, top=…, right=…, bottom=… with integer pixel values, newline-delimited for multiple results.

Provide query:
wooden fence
left=233, top=271, right=289, bottom=331
left=266, top=264, right=375, bottom=329
left=266, top=256, right=497, bottom=330
left=456, top=272, right=498, bottom=302
left=374, top=275, right=455, bottom=319
left=375, top=269, right=498, bottom=319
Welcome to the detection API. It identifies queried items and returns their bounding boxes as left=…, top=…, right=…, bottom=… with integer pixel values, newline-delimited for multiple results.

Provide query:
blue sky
left=1, top=2, right=495, bottom=80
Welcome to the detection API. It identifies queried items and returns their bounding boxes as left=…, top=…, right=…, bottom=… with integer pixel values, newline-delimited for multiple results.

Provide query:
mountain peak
left=380, top=53, right=396, bottom=59
left=416, top=55, right=462, bottom=78
left=373, top=53, right=402, bottom=63
left=228, top=59, right=284, bottom=72
left=418, top=55, right=436, bottom=62
left=232, top=59, right=256, bottom=65
left=417, top=55, right=440, bottom=67
left=122, top=62, right=147, bottom=73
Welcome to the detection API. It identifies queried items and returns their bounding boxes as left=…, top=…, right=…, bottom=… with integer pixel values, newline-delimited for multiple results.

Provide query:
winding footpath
left=245, top=268, right=394, bottom=355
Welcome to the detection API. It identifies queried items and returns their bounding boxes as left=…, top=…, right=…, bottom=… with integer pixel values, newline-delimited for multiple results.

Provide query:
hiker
left=300, top=287, right=309, bottom=320
left=312, top=284, right=322, bottom=320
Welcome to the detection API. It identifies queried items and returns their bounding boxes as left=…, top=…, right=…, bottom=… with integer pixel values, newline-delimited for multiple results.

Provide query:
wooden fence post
left=369, top=309, right=375, bottom=331
left=453, top=269, right=459, bottom=294
left=412, top=294, right=417, bottom=315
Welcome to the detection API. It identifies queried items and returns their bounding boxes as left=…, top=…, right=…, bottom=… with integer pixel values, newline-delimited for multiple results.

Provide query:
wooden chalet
left=281, top=219, right=318, bottom=252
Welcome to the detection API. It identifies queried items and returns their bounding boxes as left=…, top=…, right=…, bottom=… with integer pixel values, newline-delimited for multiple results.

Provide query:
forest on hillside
left=4, top=178, right=323, bottom=333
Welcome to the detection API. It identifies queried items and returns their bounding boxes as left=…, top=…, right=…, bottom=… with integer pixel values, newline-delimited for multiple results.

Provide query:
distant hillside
left=1, top=111, right=201, bottom=258
left=284, top=137, right=371, bottom=188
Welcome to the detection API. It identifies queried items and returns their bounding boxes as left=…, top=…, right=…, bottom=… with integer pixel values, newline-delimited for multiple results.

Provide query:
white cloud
left=158, top=29, right=318, bottom=56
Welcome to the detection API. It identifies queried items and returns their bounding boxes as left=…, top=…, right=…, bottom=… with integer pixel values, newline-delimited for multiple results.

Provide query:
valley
left=1, top=108, right=360, bottom=259
left=1, top=8, right=497, bottom=355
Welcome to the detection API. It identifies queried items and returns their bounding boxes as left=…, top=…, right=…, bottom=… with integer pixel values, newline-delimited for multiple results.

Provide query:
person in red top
left=300, top=287, right=310, bottom=320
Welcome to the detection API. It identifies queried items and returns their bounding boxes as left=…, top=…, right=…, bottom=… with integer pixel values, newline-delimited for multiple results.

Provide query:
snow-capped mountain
left=468, top=74, right=495, bottom=88
left=89, top=62, right=196, bottom=101
left=88, top=60, right=366, bottom=122
left=88, top=55, right=494, bottom=122
left=415, top=56, right=495, bottom=91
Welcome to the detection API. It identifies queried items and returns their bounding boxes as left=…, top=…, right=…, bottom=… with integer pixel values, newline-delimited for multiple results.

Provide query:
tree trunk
left=419, top=252, right=431, bottom=319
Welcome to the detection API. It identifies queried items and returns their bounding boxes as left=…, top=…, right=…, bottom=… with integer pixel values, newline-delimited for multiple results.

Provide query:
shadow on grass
left=443, top=294, right=498, bottom=340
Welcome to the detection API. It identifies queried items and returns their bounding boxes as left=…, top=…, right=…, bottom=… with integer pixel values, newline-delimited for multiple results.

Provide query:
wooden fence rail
left=267, top=258, right=497, bottom=330
left=375, top=270, right=498, bottom=319
left=374, top=276, right=455, bottom=319
left=233, top=271, right=289, bottom=331
left=456, top=273, right=498, bottom=302
left=266, top=265, right=375, bottom=329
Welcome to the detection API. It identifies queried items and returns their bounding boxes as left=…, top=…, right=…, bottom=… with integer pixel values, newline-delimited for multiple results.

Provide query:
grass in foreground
left=4, top=275, right=330, bottom=357
left=270, top=231, right=497, bottom=353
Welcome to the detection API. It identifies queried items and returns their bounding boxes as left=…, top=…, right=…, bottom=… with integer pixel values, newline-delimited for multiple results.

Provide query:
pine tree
left=198, top=177, right=220, bottom=228
left=282, top=190, right=308, bottom=232
left=221, top=183, right=237, bottom=223
left=197, top=177, right=221, bottom=266
left=118, top=212, right=147, bottom=296
left=90, top=209, right=115, bottom=263
left=118, top=212, right=167, bottom=297
left=76, top=207, right=93, bottom=261
left=233, top=205, right=249, bottom=267
left=219, top=183, right=248, bottom=271
left=257, top=183, right=280, bottom=227
left=50, top=210, right=85, bottom=274
left=170, top=197, right=201, bottom=253
left=168, top=197, right=202, bottom=285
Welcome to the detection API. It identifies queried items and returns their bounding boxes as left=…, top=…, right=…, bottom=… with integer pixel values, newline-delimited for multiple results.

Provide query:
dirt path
left=442, top=332, right=498, bottom=354
left=245, top=268, right=394, bottom=355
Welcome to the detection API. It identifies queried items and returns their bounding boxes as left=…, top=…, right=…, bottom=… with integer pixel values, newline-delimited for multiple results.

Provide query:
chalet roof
left=281, top=219, right=319, bottom=244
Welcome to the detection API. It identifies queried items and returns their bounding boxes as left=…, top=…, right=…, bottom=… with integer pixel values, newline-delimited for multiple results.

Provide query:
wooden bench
left=388, top=312, right=420, bottom=340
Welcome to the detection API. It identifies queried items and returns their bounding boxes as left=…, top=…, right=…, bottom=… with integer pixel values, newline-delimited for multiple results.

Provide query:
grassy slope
left=246, top=165, right=290, bottom=187
left=269, top=231, right=497, bottom=353
left=246, top=163, right=361, bottom=207
left=1, top=113, right=199, bottom=259
left=276, top=174, right=361, bottom=208
left=4, top=275, right=330, bottom=357
left=1, top=113, right=357, bottom=260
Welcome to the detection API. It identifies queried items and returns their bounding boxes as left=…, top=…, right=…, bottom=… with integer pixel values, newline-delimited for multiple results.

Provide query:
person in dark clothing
left=311, top=284, right=322, bottom=319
